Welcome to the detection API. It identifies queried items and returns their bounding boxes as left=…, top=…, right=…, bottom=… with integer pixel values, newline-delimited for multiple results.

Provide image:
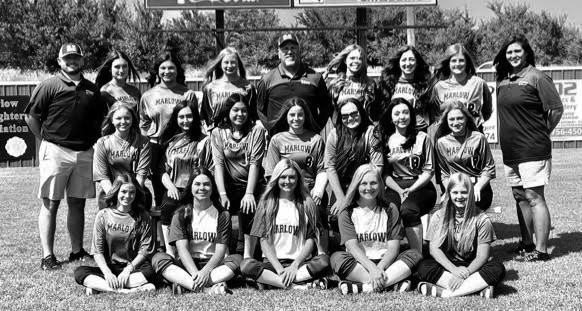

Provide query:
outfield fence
left=2, top=67, right=582, bottom=167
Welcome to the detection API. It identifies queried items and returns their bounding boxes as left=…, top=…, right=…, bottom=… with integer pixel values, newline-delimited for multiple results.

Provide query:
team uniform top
left=91, top=208, right=153, bottom=265
left=435, top=131, right=496, bottom=184
left=200, top=79, right=256, bottom=128
left=385, top=131, right=434, bottom=179
left=432, top=75, right=492, bottom=127
left=338, top=204, right=404, bottom=260
left=497, top=65, right=563, bottom=165
left=100, top=81, right=141, bottom=111
left=251, top=200, right=316, bottom=260
left=391, top=78, right=430, bottom=130
left=139, top=84, right=193, bottom=144
left=328, top=76, right=380, bottom=121
left=25, top=71, right=105, bottom=151
left=256, top=63, right=333, bottom=133
left=324, top=125, right=383, bottom=189
left=93, top=133, right=151, bottom=182
left=264, top=131, right=325, bottom=189
left=211, top=124, right=267, bottom=187
left=427, top=208, right=495, bottom=262
left=161, top=133, right=213, bottom=189
left=168, top=205, right=231, bottom=260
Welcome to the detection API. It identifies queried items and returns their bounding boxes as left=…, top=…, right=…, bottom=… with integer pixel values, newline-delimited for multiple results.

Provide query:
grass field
left=1, top=149, right=582, bottom=311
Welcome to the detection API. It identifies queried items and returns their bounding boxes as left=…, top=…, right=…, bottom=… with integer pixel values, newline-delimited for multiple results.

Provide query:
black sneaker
left=69, top=248, right=92, bottom=262
left=41, top=255, right=62, bottom=270
left=512, top=242, right=536, bottom=255
left=521, top=250, right=551, bottom=262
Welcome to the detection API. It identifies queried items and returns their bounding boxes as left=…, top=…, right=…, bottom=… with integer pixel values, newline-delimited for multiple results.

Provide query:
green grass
left=1, top=149, right=582, bottom=310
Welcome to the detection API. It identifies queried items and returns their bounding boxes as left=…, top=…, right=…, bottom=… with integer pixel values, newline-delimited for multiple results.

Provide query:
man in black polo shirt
left=25, top=43, right=105, bottom=270
left=256, top=34, right=332, bottom=135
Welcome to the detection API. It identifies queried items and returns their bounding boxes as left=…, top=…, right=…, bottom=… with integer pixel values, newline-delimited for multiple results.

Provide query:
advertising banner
left=0, top=96, right=34, bottom=161
left=550, top=80, right=582, bottom=141
left=294, top=0, right=437, bottom=8
left=145, top=0, right=291, bottom=9
left=483, top=82, right=498, bottom=143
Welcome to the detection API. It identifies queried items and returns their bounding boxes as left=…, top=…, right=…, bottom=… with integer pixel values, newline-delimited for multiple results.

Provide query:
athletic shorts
left=504, top=159, right=551, bottom=188
left=38, top=140, right=95, bottom=200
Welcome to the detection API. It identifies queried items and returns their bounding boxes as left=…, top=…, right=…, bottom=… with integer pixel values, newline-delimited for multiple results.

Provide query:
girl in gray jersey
left=74, top=174, right=156, bottom=294
left=212, top=93, right=267, bottom=258
left=95, top=49, right=141, bottom=111
left=374, top=98, right=436, bottom=254
left=94, top=102, right=151, bottom=209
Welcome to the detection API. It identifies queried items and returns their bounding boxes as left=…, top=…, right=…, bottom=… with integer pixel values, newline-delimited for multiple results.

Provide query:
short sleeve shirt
left=100, top=82, right=141, bottom=111
left=93, top=134, right=151, bottom=182
left=211, top=124, right=266, bottom=187
left=392, top=79, right=428, bottom=130
left=338, top=205, right=404, bottom=260
left=436, top=131, right=496, bottom=182
left=432, top=75, right=491, bottom=126
left=200, top=79, right=255, bottom=127
left=386, top=131, right=433, bottom=178
left=162, top=133, right=213, bottom=188
left=497, top=65, right=563, bottom=165
left=168, top=206, right=231, bottom=260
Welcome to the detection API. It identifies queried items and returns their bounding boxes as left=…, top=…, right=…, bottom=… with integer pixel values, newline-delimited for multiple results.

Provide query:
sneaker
left=512, top=242, right=536, bottom=255
left=393, top=280, right=412, bottom=293
left=69, top=248, right=92, bottom=262
left=479, top=285, right=495, bottom=299
left=85, top=287, right=100, bottom=295
left=417, top=281, right=443, bottom=297
left=338, top=280, right=364, bottom=295
left=521, top=250, right=550, bottom=262
left=308, top=278, right=328, bottom=290
left=172, top=282, right=184, bottom=295
left=40, top=255, right=62, bottom=270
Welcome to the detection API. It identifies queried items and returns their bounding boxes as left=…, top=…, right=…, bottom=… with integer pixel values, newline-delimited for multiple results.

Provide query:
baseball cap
left=278, top=34, right=299, bottom=47
left=59, top=43, right=83, bottom=58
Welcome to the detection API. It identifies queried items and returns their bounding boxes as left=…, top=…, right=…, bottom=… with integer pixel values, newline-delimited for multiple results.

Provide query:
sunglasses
left=341, top=111, right=359, bottom=121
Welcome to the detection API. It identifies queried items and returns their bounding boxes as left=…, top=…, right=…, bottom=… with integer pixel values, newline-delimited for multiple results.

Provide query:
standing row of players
left=25, top=33, right=561, bottom=297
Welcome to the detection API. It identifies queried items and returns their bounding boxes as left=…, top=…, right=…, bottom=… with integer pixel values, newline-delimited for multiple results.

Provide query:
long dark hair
left=433, top=43, right=477, bottom=80
left=148, top=50, right=186, bottom=87
left=335, top=98, right=372, bottom=181
left=271, top=97, right=320, bottom=135
left=374, top=98, right=418, bottom=154
left=180, top=167, right=224, bottom=219
left=101, top=102, right=141, bottom=137
left=494, top=34, right=536, bottom=82
left=103, top=174, right=148, bottom=222
left=434, top=100, right=479, bottom=140
left=379, top=45, right=431, bottom=103
left=213, top=92, right=256, bottom=136
left=95, top=49, right=140, bottom=89
left=160, top=99, right=204, bottom=146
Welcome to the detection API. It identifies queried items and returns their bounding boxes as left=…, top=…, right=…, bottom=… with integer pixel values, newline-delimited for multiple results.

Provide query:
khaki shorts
left=38, top=140, right=95, bottom=200
left=504, top=159, right=551, bottom=188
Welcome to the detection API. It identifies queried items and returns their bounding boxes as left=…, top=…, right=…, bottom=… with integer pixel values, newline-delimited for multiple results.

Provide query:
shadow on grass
left=548, top=232, right=582, bottom=258
left=491, top=222, right=521, bottom=240
left=497, top=270, right=519, bottom=296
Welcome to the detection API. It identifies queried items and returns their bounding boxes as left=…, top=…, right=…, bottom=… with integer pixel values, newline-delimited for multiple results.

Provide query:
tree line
left=1, top=0, right=581, bottom=75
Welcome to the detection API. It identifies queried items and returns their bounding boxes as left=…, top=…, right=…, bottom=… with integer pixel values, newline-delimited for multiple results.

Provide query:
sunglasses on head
left=341, top=111, right=359, bottom=121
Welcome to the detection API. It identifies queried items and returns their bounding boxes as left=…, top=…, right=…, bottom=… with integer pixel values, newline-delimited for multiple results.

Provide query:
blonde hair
left=342, top=163, right=386, bottom=211
left=256, top=158, right=318, bottom=239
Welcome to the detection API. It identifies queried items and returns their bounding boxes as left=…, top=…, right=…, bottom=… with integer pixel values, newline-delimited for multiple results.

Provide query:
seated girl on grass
left=331, top=164, right=422, bottom=294
left=152, top=167, right=241, bottom=295
left=241, top=158, right=330, bottom=290
left=417, top=172, right=505, bottom=298
left=74, top=174, right=156, bottom=295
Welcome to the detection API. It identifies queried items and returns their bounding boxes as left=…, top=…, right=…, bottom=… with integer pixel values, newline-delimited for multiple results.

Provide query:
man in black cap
left=25, top=43, right=105, bottom=270
left=256, top=34, right=332, bottom=135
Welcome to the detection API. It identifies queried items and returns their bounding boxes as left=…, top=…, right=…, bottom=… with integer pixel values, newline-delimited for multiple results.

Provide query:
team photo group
left=24, top=31, right=562, bottom=299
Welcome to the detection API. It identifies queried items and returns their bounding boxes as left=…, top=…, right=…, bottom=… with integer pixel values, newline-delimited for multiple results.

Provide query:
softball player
left=417, top=173, right=505, bottom=298
left=94, top=102, right=151, bottom=209
left=211, top=92, right=267, bottom=258
left=200, top=47, right=256, bottom=131
left=240, top=159, right=330, bottom=290
left=265, top=97, right=328, bottom=254
left=158, top=100, right=213, bottom=257
left=379, top=46, right=435, bottom=132
left=139, top=51, right=197, bottom=207
left=434, top=100, right=496, bottom=211
left=326, top=44, right=381, bottom=121
left=431, top=43, right=492, bottom=131
left=375, top=98, right=437, bottom=253
left=331, top=164, right=422, bottom=294
left=95, top=49, right=141, bottom=111
left=74, top=174, right=156, bottom=294
left=152, top=167, right=241, bottom=295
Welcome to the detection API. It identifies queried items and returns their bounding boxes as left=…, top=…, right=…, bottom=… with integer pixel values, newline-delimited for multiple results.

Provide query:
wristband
left=219, top=192, right=227, bottom=195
